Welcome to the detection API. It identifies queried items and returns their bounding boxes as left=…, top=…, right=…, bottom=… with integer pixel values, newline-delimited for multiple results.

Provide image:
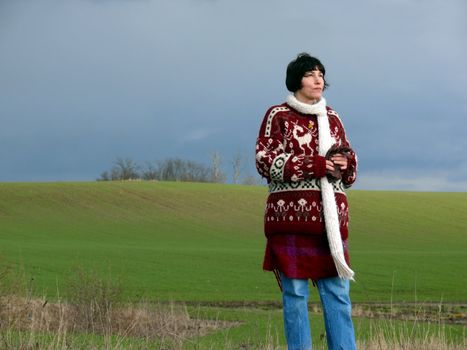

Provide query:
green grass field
left=1, top=181, right=466, bottom=348
left=0, top=181, right=466, bottom=303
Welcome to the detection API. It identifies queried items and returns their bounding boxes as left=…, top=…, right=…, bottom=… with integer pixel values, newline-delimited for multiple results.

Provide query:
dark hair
left=285, top=53, right=329, bottom=92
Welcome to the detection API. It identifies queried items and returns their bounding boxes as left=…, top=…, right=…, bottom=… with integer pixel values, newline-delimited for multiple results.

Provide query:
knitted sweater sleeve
left=332, top=114, right=358, bottom=188
left=255, top=107, right=327, bottom=182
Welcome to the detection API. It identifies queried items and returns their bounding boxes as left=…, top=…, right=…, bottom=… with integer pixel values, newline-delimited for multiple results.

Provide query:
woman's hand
left=326, top=160, right=341, bottom=181
left=326, top=154, right=348, bottom=182
left=331, top=153, right=348, bottom=171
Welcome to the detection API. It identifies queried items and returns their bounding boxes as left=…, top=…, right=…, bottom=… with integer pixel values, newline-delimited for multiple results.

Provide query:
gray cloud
left=0, top=0, right=466, bottom=189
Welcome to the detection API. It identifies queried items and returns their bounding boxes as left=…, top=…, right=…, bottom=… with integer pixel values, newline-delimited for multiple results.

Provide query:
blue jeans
left=281, top=274, right=357, bottom=350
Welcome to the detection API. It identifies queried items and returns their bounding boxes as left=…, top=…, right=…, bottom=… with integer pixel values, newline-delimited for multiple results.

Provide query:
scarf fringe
left=333, top=256, right=355, bottom=280
left=321, top=177, right=355, bottom=280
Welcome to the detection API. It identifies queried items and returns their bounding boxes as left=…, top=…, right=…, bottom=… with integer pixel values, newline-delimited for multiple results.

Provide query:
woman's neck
left=294, top=92, right=319, bottom=105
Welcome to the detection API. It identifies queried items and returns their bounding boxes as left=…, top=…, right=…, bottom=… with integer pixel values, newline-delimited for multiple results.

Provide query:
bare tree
left=153, top=158, right=212, bottom=182
left=210, top=152, right=226, bottom=183
left=183, top=160, right=211, bottom=182
left=97, top=171, right=110, bottom=181
left=111, top=158, right=140, bottom=180
left=141, top=161, right=159, bottom=180
left=99, top=156, right=225, bottom=183
left=231, top=152, right=244, bottom=184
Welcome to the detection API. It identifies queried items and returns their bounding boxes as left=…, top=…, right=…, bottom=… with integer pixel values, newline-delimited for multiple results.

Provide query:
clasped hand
left=326, top=154, right=348, bottom=172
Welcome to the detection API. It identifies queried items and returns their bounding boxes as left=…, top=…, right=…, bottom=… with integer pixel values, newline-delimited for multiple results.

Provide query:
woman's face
left=295, top=69, right=324, bottom=103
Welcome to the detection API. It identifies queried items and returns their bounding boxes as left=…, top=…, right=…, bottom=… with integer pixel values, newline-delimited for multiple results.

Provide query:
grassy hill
left=0, top=181, right=466, bottom=303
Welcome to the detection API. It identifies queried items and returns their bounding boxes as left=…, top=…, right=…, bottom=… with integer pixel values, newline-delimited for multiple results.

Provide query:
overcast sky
left=1, top=0, right=466, bottom=191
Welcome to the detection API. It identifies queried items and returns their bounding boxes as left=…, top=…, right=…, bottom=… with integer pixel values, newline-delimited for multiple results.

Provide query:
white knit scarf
left=286, top=94, right=355, bottom=280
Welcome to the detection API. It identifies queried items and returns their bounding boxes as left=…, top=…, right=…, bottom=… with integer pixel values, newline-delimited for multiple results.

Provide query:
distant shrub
left=98, top=157, right=221, bottom=183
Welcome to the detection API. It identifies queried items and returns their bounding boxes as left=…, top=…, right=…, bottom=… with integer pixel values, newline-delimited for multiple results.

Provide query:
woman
left=255, top=53, right=358, bottom=350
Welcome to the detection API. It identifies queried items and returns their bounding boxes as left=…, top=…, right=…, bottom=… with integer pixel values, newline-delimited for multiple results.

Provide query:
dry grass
left=0, top=295, right=236, bottom=345
left=351, top=303, right=467, bottom=326
left=357, top=333, right=466, bottom=350
left=0, top=261, right=465, bottom=349
left=1, top=300, right=465, bottom=349
left=1, top=299, right=465, bottom=349
left=0, top=261, right=237, bottom=349
left=0, top=295, right=234, bottom=338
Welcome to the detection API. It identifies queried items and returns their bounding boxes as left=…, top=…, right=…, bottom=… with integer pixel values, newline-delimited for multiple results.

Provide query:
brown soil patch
left=184, top=300, right=467, bottom=325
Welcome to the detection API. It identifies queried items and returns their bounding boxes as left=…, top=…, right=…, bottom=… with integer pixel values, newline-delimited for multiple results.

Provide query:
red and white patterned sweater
left=255, top=102, right=358, bottom=280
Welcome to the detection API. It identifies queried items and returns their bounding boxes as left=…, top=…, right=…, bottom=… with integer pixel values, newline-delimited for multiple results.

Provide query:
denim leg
left=280, top=274, right=312, bottom=350
left=316, top=277, right=356, bottom=350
